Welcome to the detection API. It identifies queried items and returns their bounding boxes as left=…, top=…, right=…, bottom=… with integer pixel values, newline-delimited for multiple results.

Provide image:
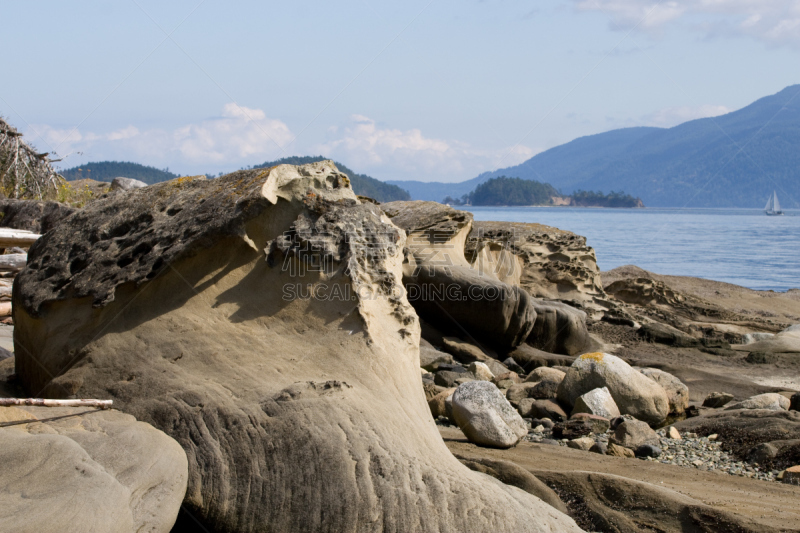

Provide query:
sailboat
left=765, top=190, right=784, bottom=216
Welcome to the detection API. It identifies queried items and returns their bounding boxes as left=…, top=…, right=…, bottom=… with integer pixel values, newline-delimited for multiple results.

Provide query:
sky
left=2, top=1, right=799, bottom=182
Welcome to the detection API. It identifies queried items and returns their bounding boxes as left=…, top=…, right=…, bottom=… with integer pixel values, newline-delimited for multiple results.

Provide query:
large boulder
left=557, top=353, right=670, bottom=425
left=13, top=163, right=575, bottom=532
left=0, top=406, right=186, bottom=533
left=451, top=381, right=528, bottom=448
left=639, top=368, right=689, bottom=415
left=382, top=201, right=537, bottom=350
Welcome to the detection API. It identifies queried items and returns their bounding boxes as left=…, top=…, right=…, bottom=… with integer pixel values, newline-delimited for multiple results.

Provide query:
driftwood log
left=0, top=253, right=26, bottom=272
left=0, top=398, right=113, bottom=408
left=0, top=228, right=41, bottom=248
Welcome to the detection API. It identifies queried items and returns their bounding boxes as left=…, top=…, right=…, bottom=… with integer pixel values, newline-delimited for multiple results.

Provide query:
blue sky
left=2, top=1, right=799, bottom=182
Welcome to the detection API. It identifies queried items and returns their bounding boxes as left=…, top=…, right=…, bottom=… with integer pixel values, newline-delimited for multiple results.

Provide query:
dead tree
left=0, top=117, right=65, bottom=200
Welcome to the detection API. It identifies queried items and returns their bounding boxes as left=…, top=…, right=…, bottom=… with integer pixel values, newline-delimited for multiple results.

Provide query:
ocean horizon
left=464, top=206, right=800, bottom=292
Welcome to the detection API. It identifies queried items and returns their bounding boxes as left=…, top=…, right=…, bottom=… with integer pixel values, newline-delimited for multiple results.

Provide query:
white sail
left=773, top=191, right=781, bottom=213
left=765, top=195, right=772, bottom=211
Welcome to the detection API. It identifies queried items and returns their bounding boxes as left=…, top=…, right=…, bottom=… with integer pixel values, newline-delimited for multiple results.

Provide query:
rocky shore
left=0, top=161, right=798, bottom=532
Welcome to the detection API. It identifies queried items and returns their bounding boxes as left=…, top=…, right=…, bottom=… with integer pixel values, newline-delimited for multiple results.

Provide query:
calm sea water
left=464, top=207, right=800, bottom=292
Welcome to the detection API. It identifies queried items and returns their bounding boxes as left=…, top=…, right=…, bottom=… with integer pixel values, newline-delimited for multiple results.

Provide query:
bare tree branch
left=0, top=117, right=66, bottom=200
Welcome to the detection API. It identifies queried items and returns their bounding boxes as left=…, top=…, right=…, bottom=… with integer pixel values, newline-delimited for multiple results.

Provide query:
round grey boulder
left=452, top=381, right=528, bottom=448
left=110, top=176, right=148, bottom=191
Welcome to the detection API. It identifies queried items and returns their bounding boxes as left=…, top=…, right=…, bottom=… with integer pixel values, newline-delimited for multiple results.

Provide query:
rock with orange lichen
left=557, top=352, right=670, bottom=425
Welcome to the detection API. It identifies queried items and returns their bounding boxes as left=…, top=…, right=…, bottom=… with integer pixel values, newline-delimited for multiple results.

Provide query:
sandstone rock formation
left=528, top=300, right=595, bottom=355
left=454, top=455, right=569, bottom=514
left=557, top=353, right=670, bottom=425
left=733, top=323, right=800, bottom=353
left=0, top=406, right=187, bottom=533
left=382, top=201, right=537, bottom=350
left=465, top=220, right=605, bottom=306
left=13, top=162, right=579, bottom=532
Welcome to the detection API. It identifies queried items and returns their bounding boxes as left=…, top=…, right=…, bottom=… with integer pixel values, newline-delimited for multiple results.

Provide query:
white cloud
left=28, top=104, right=294, bottom=173
left=318, top=115, right=536, bottom=181
left=28, top=110, right=536, bottom=181
left=644, top=104, right=732, bottom=126
left=573, top=0, right=800, bottom=47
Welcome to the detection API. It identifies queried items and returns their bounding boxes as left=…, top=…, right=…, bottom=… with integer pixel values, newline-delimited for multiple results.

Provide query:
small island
left=444, top=176, right=644, bottom=207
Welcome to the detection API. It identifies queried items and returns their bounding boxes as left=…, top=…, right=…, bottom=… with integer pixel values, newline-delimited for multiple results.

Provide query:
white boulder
left=452, top=381, right=528, bottom=448
left=571, top=386, right=621, bottom=419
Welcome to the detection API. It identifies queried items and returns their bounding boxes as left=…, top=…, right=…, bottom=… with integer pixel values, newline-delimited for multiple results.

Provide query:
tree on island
left=571, top=189, right=643, bottom=208
left=467, top=176, right=560, bottom=206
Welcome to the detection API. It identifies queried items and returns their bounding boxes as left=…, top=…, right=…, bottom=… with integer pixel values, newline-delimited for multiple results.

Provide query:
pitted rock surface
left=0, top=198, right=76, bottom=234
left=14, top=162, right=580, bottom=533
left=465, top=220, right=605, bottom=305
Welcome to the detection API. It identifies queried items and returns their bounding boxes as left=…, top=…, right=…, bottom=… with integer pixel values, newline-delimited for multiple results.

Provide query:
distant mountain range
left=389, top=84, right=800, bottom=208
left=60, top=157, right=410, bottom=203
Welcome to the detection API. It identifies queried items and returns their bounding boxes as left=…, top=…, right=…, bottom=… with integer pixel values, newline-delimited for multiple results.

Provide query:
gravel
left=525, top=425, right=783, bottom=482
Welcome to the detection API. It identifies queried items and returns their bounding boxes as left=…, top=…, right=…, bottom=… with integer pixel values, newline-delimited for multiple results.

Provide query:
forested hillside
left=60, top=161, right=178, bottom=184
left=468, top=177, right=559, bottom=206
